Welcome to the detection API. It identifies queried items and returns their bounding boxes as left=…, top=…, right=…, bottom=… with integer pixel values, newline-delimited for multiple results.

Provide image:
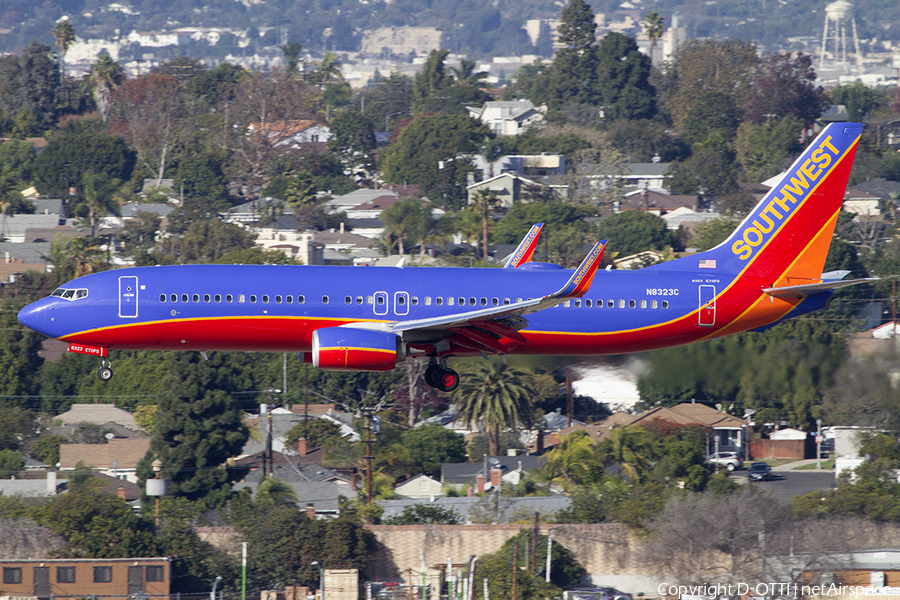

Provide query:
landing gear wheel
left=435, top=368, right=459, bottom=392
left=424, top=364, right=440, bottom=388
left=98, top=366, right=113, bottom=381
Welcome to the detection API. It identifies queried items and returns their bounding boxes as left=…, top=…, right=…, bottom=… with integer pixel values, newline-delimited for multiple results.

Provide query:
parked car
left=707, top=451, right=743, bottom=472
left=564, top=589, right=633, bottom=600
left=748, top=461, right=773, bottom=481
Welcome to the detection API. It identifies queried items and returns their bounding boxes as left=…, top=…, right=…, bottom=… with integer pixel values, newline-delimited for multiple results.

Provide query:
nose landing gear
left=424, top=359, right=459, bottom=392
left=97, top=359, right=113, bottom=381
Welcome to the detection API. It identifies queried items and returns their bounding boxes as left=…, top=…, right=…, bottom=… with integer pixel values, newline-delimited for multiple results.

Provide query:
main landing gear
left=424, top=359, right=459, bottom=392
left=97, top=359, right=113, bottom=381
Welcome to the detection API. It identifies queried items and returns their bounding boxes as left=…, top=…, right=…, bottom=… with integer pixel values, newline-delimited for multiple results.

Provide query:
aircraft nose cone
left=17, top=300, right=50, bottom=336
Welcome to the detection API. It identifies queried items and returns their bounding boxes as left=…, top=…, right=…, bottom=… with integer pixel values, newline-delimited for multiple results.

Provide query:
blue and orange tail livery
left=504, top=223, right=544, bottom=268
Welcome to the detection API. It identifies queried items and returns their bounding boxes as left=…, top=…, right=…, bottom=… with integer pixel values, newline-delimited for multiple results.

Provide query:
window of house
left=146, top=566, right=164, bottom=582
left=3, top=567, right=22, bottom=584
left=93, top=566, right=112, bottom=583
left=57, top=567, right=75, bottom=583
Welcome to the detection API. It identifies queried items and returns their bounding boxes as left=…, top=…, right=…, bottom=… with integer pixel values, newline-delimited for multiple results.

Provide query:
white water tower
left=819, top=0, right=863, bottom=72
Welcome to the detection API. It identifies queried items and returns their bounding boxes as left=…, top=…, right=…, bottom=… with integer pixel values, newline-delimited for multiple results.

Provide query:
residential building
left=844, top=187, right=882, bottom=216
left=441, top=456, right=547, bottom=492
left=59, top=438, right=151, bottom=483
left=0, top=558, right=170, bottom=599
left=394, top=474, right=443, bottom=498
left=56, top=403, right=140, bottom=430
left=248, top=119, right=331, bottom=148
left=466, top=173, right=543, bottom=208
left=466, top=100, right=546, bottom=136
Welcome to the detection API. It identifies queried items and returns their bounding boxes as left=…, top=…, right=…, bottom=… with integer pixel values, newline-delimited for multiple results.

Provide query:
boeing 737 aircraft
left=18, top=123, right=870, bottom=392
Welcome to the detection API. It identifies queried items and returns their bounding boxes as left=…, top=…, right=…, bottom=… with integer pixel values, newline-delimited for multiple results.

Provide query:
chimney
left=476, top=473, right=485, bottom=493
left=340, top=222, right=345, bottom=234
left=306, top=503, right=316, bottom=519
left=490, top=467, right=502, bottom=488
left=466, top=486, right=474, bottom=497
left=298, top=436, right=307, bottom=456
left=47, top=471, right=57, bottom=494
left=116, top=485, right=127, bottom=500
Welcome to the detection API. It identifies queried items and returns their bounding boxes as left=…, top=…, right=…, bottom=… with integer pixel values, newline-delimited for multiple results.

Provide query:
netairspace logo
left=659, top=583, right=900, bottom=598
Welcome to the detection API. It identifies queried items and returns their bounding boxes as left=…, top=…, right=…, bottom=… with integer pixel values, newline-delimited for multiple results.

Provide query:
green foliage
left=33, top=127, right=135, bottom=197
left=31, top=476, right=158, bottom=557
left=467, top=432, right=525, bottom=462
left=255, top=477, right=299, bottom=508
left=735, top=118, right=804, bottom=182
left=154, top=219, right=257, bottom=263
left=284, top=419, right=343, bottom=451
left=30, top=434, right=68, bottom=467
left=0, top=41, right=61, bottom=131
left=666, top=145, right=740, bottom=197
left=742, top=53, right=828, bottom=125
left=494, top=529, right=583, bottom=589
left=379, top=113, right=490, bottom=205
left=411, top=50, right=453, bottom=114
left=381, top=197, right=434, bottom=256
left=382, top=504, right=462, bottom=525
left=829, top=82, right=887, bottom=122
left=690, top=217, right=738, bottom=251
left=493, top=202, right=594, bottom=245
left=400, top=424, right=467, bottom=477
left=606, top=119, right=686, bottom=163
left=137, top=354, right=249, bottom=509
left=174, top=145, right=229, bottom=205
left=0, top=301, right=44, bottom=399
left=0, top=449, right=25, bottom=478
left=328, top=110, right=376, bottom=172
left=595, top=211, right=681, bottom=258
left=595, top=33, right=656, bottom=121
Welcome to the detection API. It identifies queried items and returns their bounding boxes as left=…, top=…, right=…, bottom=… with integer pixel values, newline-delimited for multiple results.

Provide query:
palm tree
left=46, top=235, right=106, bottom=279
left=89, top=54, right=125, bottom=121
left=642, top=12, right=665, bottom=52
left=453, top=362, right=535, bottom=457
left=543, top=430, right=601, bottom=489
left=451, top=59, right=488, bottom=86
left=279, top=41, right=303, bottom=75
left=81, top=172, right=121, bottom=237
left=469, top=188, right=502, bottom=261
left=313, top=53, right=343, bottom=86
left=52, top=20, right=76, bottom=84
left=255, top=477, right=299, bottom=507
left=597, top=426, right=657, bottom=483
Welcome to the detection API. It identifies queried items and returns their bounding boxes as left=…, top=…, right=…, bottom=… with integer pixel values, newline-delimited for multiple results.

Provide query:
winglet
left=550, top=240, right=608, bottom=299
left=504, top=223, right=544, bottom=268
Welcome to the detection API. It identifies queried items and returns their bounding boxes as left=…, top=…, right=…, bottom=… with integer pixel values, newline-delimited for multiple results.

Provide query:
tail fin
left=654, top=123, right=863, bottom=284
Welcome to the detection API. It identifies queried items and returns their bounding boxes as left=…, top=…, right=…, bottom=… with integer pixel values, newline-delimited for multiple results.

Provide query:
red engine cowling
left=312, top=327, right=402, bottom=371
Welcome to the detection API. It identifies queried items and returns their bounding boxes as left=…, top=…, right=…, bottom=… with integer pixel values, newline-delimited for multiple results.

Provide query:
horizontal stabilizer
left=763, top=278, right=877, bottom=298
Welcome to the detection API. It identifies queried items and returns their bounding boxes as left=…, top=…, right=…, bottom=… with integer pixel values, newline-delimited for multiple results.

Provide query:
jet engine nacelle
left=312, top=327, right=403, bottom=371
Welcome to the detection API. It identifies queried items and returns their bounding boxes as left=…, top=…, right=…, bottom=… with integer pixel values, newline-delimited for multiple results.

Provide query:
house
left=751, top=427, right=809, bottom=460
left=248, top=119, right=331, bottom=148
left=255, top=217, right=325, bottom=265
left=441, top=456, right=547, bottom=492
left=628, top=403, right=749, bottom=456
left=843, top=187, right=881, bottom=216
left=620, top=161, right=672, bottom=193
left=59, top=438, right=151, bottom=483
left=56, top=403, right=140, bottom=430
left=466, top=173, right=543, bottom=208
left=0, top=471, right=63, bottom=498
left=0, top=558, right=170, bottom=599
left=466, top=100, right=546, bottom=136
left=395, top=474, right=443, bottom=498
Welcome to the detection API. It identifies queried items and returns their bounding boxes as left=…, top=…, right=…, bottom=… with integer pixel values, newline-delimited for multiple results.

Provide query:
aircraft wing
left=504, top=223, right=543, bottom=268
left=762, top=277, right=877, bottom=299
left=343, top=240, right=607, bottom=352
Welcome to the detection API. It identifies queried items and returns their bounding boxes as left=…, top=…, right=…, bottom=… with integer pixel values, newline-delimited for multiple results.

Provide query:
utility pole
left=267, top=387, right=275, bottom=477
left=565, top=371, right=573, bottom=427
left=364, top=411, right=373, bottom=516
left=511, top=540, right=518, bottom=600
left=531, top=512, right=539, bottom=574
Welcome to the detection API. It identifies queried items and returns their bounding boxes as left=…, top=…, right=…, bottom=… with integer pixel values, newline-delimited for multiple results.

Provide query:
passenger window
left=160, top=294, right=166, bottom=302
left=322, top=295, right=329, bottom=304
left=193, top=294, right=200, bottom=303
left=171, top=294, right=177, bottom=303
left=640, top=300, right=647, bottom=308
left=448, top=297, right=454, bottom=306
left=436, top=297, right=443, bottom=306
left=469, top=297, right=476, bottom=306
left=618, top=300, right=625, bottom=308
left=629, top=300, right=636, bottom=308
left=425, top=297, right=432, bottom=306
left=574, top=299, right=581, bottom=308
left=250, top=295, right=257, bottom=304
left=398, top=296, right=406, bottom=305
left=492, top=298, right=499, bottom=306
left=651, top=300, right=658, bottom=309
left=226, top=294, right=233, bottom=303
left=181, top=294, right=189, bottom=303
left=504, top=298, right=510, bottom=305
left=262, top=295, right=269, bottom=303
left=345, top=296, right=352, bottom=305
left=367, top=296, right=373, bottom=304
left=608, top=299, right=614, bottom=308
left=298, top=295, right=305, bottom=304
left=204, top=294, right=211, bottom=303
left=377, top=296, right=384, bottom=305
left=356, top=296, right=363, bottom=305
left=239, top=294, right=246, bottom=303
left=564, top=300, right=570, bottom=308
left=516, top=298, right=523, bottom=303
left=586, top=299, right=592, bottom=308
left=459, top=297, right=466, bottom=306
left=287, top=296, right=294, bottom=304
left=480, top=297, right=487, bottom=306
left=662, top=300, right=669, bottom=309
left=276, top=295, right=282, bottom=304
left=412, top=297, right=418, bottom=305
left=215, top=294, right=222, bottom=303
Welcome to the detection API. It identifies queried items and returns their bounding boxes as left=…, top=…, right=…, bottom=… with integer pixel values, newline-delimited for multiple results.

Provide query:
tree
left=689, top=217, right=738, bottom=251
left=284, top=419, right=343, bottom=451
left=400, top=424, right=467, bottom=477
left=382, top=504, right=462, bottom=525
left=681, top=91, right=741, bottom=147
left=381, top=197, right=433, bottom=256
left=88, top=54, right=124, bottom=121
left=451, top=60, right=488, bottom=87
left=643, top=12, right=665, bottom=51
left=33, top=126, right=135, bottom=198
left=454, top=362, right=535, bottom=457
left=0, top=449, right=25, bottom=478
left=110, top=74, right=188, bottom=187
left=830, top=81, right=885, bottom=122
left=606, top=119, right=685, bottom=163
left=595, top=33, right=656, bottom=121
left=255, top=478, right=299, bottom=508
left=379, top=113, right=490, bottom=205
left=595, top=211, right=681, bottom=258
left=472, top=530, right=582, bottom=595
left=327, top=111, right=376, bottom=179
left=30, top=434, right=68, bottom=466
left=136, top=354, right=249, bottom=509
left=542, top=430, right=601, bottom=489
left=666, top=144, right=740, bottom=198
left=735, top=118, right=803, bottom=182
left=596, top=426, right=656, bottom=483
left=743, top=52, right=828, bottom=125
left=0, top=302, right=45, bottom=397
left=0, top=41, right=61, bottom=131
left=80, top=171, right=120, bottom=237
left=45, top=235, right=107, bottom=279
left=469, top=189, right=502, bottom=260
left=411, top=49, right=452, bottom=114
left=279, top=41, right=303, bottom=74
left=154, top=219, right=258, bottom=263
left=51, top=20, right=76, bottom=84
left=535, top=0, right=599, bottom=109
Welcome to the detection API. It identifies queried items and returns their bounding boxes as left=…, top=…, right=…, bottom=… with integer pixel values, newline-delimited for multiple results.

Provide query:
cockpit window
left=51, top=288, right=89, bottom=301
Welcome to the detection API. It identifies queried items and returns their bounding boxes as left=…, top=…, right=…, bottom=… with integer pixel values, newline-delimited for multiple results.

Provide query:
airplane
left=18, top=122, right=872, bottom=392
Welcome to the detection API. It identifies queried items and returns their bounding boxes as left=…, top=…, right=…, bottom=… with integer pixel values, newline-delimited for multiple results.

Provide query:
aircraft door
left=373, top=291, right=388, bottom=316
left=119, top=276, right=139, bottom=318
left=698, top=285, right=716, bottom=327
left=394, top=291, right=410, bottom=316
